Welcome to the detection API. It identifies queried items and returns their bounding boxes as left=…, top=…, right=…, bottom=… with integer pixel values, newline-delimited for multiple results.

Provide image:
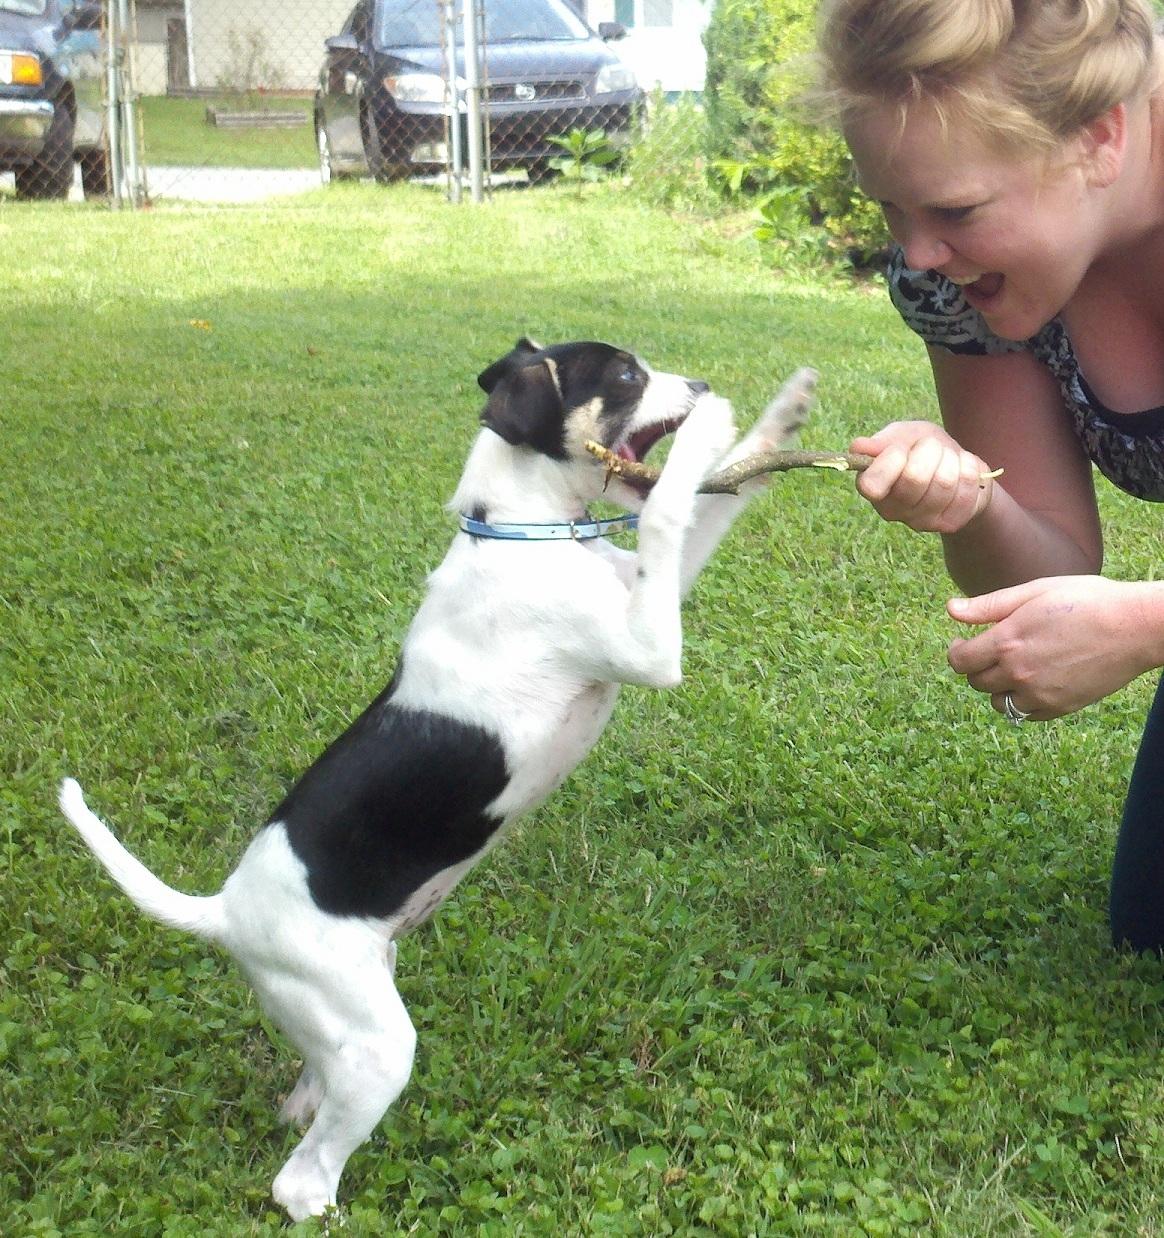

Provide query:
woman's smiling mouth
left=956, top=271, right=1005, bottom=309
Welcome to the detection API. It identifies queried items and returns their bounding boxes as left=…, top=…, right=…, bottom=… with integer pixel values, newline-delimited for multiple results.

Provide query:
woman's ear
left=1079, top=102, right=1128, bottom=188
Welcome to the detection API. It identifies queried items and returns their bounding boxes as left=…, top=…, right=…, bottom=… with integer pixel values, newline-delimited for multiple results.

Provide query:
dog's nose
left=687, top=380, right=710, bottom=395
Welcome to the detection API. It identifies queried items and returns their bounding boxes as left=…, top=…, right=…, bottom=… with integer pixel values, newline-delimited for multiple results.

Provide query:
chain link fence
left=1, top=0, right=713, bottom=205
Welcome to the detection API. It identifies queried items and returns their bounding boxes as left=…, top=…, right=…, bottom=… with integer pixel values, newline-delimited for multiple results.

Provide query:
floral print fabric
left=887, top=246, right=1164, bottom=502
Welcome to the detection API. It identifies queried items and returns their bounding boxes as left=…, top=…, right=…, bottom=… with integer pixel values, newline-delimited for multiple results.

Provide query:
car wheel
left=15, top=104, right=74, bottom=200
left=360, top=106, right=408, bottom=183
left=79, top=148, right=110, bottom=198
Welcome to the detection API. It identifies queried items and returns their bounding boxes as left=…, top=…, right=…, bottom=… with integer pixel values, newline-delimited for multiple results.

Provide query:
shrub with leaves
left=214, top=27, right=287, bottom=99
left=703, top=0, right=887, bottom=264
left=548, top=128, right=620, bottom=195
left=753, top=185, right=833, bottom=273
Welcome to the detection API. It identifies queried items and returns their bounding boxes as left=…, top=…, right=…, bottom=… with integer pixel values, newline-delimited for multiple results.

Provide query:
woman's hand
left=851, top=421, right=998, bottom=534
left=946, top=577, right=1164, bottom=720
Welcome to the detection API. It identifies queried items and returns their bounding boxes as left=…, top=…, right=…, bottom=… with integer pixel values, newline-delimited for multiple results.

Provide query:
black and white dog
left=59, top=338, right=813, bottom=1220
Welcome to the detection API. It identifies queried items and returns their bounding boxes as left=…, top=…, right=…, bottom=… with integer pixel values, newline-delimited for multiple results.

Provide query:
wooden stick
left=693, top=449, right=875, bottom=494
left=584, top=440, right=1001, bottom=496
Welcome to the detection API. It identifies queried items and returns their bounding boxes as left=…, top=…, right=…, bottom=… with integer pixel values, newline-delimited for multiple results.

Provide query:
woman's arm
left=931, top=346, right=1102, bottom=590
left=852, top=345, right=1103, bottom=593
left=853, top=344, right=1164, bottom=717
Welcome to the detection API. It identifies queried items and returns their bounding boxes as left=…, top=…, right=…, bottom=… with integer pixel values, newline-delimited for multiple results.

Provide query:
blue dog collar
left=458, top=513, right=639, bottom=541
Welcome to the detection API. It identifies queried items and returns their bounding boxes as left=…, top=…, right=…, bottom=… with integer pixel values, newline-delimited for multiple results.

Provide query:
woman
left=814, top=0, right=1164, bottom=951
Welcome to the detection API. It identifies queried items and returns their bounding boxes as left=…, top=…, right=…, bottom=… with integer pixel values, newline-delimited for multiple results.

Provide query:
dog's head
left=476, top=338, right=708, bottom=508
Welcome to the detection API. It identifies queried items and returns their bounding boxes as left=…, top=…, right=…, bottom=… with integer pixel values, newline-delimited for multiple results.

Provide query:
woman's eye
left=877, top=201, right=904, bottom=227
left=878, top=200, right=977, bottom=225
left=935, top=205, right=976, bottom=223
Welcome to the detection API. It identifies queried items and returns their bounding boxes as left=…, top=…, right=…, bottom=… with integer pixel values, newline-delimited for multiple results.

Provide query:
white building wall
left=133, top=42, right=168, bottom=93
left=586, top=0, right=709, bottom=96
left=188, top=0, right=351, bottom=92
left=131, top=6, right=179, bottom=95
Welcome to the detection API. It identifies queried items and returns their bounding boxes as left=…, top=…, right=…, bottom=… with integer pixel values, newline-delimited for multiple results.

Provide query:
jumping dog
left=59, top=338, right=813, bottom=1219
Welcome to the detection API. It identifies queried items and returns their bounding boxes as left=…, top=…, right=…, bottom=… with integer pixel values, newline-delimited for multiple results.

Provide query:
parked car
left=314, top=0, right=642, bottom=183
left=0, top=0, right=106, bottom=199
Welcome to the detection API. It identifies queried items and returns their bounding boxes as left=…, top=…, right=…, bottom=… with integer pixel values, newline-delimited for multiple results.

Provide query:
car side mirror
left=325, top=33, right=361, bottom=53
left=598, top=21, right=628, bottom=40
left=63, top=0, right=102, bottom=32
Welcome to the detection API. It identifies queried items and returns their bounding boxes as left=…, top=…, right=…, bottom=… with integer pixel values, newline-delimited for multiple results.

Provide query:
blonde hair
left=814, top=0, right=1162, bottom=153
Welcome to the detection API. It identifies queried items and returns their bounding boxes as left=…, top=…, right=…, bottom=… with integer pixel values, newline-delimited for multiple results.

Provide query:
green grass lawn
left=136, top=95, right=317, bottom=169
left=4, top=184, right=1164, bottom=1235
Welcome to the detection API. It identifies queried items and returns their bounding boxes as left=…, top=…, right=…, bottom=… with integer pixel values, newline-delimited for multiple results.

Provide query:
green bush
left=703, top=0, right=888, bottom=263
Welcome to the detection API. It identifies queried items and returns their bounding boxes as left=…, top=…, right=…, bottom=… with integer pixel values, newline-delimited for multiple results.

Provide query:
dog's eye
left=619, top=366, right=640, bottom=384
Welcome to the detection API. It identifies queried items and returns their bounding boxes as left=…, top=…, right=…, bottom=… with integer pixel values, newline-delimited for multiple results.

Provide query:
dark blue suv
left=0, top=0, right=106, bottom=199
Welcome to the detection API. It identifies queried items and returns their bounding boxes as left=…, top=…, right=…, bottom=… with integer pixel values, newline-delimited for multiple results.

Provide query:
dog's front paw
left=687, top=392, right=737, bottom=459
left=746, top=367, right=817, bottom=452
left=641, top=394, right=735, bottom=529
left=663, top=393, right=736, bottom=486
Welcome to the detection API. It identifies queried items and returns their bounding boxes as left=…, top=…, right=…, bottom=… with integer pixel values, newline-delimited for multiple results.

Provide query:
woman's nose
left=898, top=221, right=954, bottom=272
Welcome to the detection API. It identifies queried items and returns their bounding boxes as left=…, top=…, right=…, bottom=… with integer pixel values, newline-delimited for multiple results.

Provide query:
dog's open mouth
left=615, top=420, right=677, bottom=464
left=607, top=414, right=687, bottom=494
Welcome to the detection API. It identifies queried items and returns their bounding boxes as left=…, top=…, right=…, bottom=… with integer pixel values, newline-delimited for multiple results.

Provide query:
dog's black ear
left=479, top=355, right=565, bottom=455
left=477, top=337, right=544, bottom=394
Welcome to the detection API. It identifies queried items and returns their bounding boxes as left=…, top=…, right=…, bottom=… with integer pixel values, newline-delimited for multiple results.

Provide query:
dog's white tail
left=58, top=778, right=227, bottom=942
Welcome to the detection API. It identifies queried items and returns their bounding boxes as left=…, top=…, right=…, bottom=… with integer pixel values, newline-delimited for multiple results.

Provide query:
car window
left=377, top=0, right=432, bottom=46
left=487, top=0, right=588, bottom=42
left=375, top=0, right=589, bottom=48
left=0, top=0, right=49, bottom=14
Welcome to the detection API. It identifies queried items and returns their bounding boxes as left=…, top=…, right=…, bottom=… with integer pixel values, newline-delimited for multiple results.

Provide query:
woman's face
left=846, top=100, right=1103, bottom=341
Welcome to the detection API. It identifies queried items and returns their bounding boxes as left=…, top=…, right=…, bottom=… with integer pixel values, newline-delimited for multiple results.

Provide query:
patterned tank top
left=887, top=246, right=1164, bottom=501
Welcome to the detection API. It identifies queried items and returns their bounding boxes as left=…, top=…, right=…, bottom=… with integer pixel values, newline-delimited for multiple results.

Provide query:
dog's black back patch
left=272, top=665, right=509, bottom=918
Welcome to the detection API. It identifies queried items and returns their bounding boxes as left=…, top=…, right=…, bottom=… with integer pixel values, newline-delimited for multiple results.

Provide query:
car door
left=320, top=0, right=373, bottom=167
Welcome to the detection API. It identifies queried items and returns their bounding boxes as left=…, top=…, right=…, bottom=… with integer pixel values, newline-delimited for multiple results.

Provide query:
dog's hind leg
left=270, top=975, right=417, bottom=1221
left=279, top=1067, right=324, bottom=1127
left=273, top=942, right=399, bottom=1130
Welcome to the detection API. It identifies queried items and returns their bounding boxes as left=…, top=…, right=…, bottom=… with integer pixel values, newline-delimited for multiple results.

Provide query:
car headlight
left=384, top=72, right=460, bottom=104
left=0, top=51, right=44, bottom=88
left=594, top=63, right=636, bottom=96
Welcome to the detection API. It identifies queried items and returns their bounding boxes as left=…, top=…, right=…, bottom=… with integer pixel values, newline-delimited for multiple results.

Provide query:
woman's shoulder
left=886, top=247, right=1025, bottom=357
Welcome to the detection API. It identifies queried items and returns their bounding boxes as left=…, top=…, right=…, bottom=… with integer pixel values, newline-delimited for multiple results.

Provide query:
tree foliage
left=703, top=0, right=888, bottom=263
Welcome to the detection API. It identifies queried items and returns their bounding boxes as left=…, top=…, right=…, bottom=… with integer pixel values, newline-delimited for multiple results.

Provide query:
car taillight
left=0, top=51, right=44, bottom=87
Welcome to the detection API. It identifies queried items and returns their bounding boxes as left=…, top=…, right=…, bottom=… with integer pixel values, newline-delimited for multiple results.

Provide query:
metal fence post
left=461, top=0, right=484, bottom=202
left=104, top=0, right=146, bottom=208
left=441, top=0, right=463, bottom=203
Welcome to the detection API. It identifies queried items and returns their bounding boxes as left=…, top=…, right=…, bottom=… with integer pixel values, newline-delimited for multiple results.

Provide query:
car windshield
left=0, top=0, right=48, bottom=14
left=377, top=0, right=588, bottom=47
